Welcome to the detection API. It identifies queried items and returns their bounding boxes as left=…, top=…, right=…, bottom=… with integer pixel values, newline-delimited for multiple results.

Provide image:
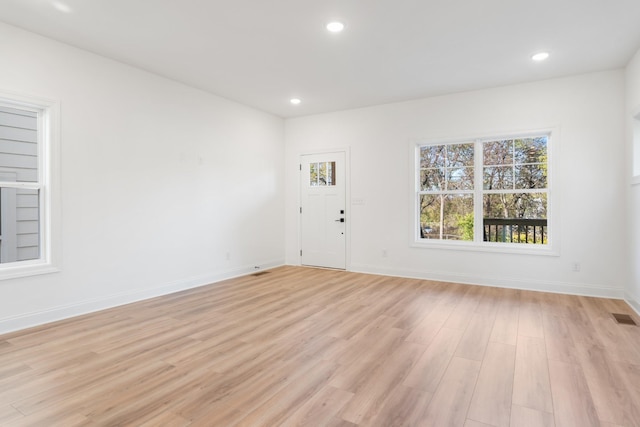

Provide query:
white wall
left=285, top=71, right=627, bottom=297
left=0, top=23, right=285, bottom=334
left=626, top=48, right=640, bottom=314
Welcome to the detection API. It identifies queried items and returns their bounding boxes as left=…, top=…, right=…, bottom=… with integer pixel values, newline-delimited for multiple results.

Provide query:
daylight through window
left=0, top=94, right=58, bottom=278
left=417, top=134, right=550, bottom=247
left=0, top=105, right=41, bottom=263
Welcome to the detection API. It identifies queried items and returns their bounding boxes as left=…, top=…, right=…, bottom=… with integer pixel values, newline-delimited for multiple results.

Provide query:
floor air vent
left=612, top=313, right=637, bottom=326
left=251, top=271, right=270, bottom=277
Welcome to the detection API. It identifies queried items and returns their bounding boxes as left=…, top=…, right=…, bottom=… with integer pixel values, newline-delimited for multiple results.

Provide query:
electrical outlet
left=382, top=249, right=388, bottom=258
left=571, top=262, right=581, bottom=272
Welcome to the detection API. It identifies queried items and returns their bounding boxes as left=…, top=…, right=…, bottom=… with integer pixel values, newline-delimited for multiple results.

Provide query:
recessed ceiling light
left=326, top=21, right=345, bottom=33
left=531, top=52, right=550, bottom=61
left=51, top=1, right=73, bottom=13
left=290, top=98, right=301, bottom=105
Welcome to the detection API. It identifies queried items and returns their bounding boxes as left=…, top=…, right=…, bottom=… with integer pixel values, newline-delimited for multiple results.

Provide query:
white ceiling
left=1, top=0, right=640, bottom=118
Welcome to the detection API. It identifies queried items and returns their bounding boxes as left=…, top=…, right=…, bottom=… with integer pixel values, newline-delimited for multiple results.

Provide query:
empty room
left=1, top=0, right=640, bottom=426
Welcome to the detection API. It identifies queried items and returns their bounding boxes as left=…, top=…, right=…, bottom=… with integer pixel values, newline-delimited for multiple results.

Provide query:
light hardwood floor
left=1, top=266, right=640, bottom=426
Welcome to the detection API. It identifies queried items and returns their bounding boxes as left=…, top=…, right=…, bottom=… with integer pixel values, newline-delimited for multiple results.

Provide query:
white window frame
left=632, top=105, right=640, bottom=186
left=411, top=129, right=558, bottom=256
left=0, top=92, right=61, bottom=279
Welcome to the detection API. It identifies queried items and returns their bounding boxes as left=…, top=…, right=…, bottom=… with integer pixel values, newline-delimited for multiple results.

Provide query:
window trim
left=410, top=128, right=559, bottom=256
left=0, top=91, right=61, bottom=280
left=632, top=105, right=640, bottom=186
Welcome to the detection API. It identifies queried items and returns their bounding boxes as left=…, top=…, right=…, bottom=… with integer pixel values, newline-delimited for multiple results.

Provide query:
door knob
left=335, top=218, right=345, bottom=222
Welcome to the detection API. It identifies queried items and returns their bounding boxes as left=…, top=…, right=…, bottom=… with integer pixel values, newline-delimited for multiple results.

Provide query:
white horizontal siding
left=17, top=234, right=38, bottom=247
left=17, top=246, right=39, bottom=261
left=0, top=107, right=39, bottom=262
left=17, top=221, right=38, bottom=234
left=0, top=140, right=37, bottom=156
left=0, top=127, right=37, bottom=144
left=0, top=106, right=37, bottom=129
left=17, top=192, right=38, bottom=207
left=16, top=206, right=38, bottom=221
left=0, top=153, right=37, bottom=170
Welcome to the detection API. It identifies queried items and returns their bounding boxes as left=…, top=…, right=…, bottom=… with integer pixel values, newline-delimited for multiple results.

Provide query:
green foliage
left=457, top=213, right=474, bottom=241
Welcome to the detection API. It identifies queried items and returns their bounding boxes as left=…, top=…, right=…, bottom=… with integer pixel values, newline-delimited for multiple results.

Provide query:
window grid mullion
left=474, top=139, right=484, bottom=242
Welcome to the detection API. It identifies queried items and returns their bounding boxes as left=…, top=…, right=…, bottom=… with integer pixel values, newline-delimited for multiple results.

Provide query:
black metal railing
left=483, top=218, right=547, bottom=244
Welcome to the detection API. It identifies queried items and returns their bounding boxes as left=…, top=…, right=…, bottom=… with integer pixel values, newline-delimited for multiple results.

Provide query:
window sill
left=0, top=260, right=60, bottom=281
left=411, top=239, right=559, bottom=256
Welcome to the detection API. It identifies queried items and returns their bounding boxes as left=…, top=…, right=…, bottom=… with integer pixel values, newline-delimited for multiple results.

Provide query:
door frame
left=298, top=147, right=350, bottom=270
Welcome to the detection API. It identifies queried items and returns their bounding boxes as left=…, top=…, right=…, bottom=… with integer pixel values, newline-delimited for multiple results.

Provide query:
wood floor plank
left=509, top=405, right=555, bottom=427
left=403, top=326, right=464, bottom=393
left=592, top=316, right=640, bottom=365
left=338, top=342, right=426, bottom=424
left=8, top=413, right=91, bottom=427
left=404, top=286, right=464, bottom=345
left=518, top=292, right=545, bottom=338
left=176, top=351, right=325, bottom=424
left=279, top=386, right=354, bottom=427
left=421, top=356, right=482, bottom=427
left=0, top=266, right=638, bottom=426
left=443, top=286, right=481, bottom=330
left=467, top=342, right=516, bottom=427
left=0, top=405, right=24, bottom=425
left=490, top=293, right=520, bottom=346
left=0, top=367, right=68, bottom=406
left=359, top=384, right=432, bottom=427
left=565, top=307, right=604, bottom=350
left=0, top=362, right=31, bottom=381
left=329, top=327, right=407, bottom=392
left=542, top=312, right=578, bottom=364
left=390, top=294, right=439, bottom=331
left=464, top=420, right=495, bottom=427
left=512, top=335, right=553, bottom=413
left=236, top=359, right=339, bottom=426
left=548, top=359, right=600, bottom=427
left=615, top=361, right=640, bottom=409
left=137, top=411, right=190, bottom=427
left=455, top=312, right=495, bottom=361
left=574, top=343, right=640, bottom=426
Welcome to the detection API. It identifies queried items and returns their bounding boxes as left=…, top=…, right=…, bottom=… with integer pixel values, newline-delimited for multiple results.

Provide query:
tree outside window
left=417, top=134, right=549, bottom=245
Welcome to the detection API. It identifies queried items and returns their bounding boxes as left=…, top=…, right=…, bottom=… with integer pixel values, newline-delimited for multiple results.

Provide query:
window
left=419, top=142, right=475, bottom=240
left=633, top=107, right=640, bottom=185
left=415, top=132, right=552, bottom=253
left=0, top=93, right=59, bottom=279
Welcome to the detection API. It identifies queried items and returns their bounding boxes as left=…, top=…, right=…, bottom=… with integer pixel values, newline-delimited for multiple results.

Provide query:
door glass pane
left=309, top=162, right=336, bottom=186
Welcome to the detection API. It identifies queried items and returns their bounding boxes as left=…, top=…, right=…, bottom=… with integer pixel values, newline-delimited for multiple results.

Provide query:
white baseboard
left=348, top=263, right=625, bottom=299
left=625, top=292, right=640, bottom=316
left=0, top=259, right=284, bottom=335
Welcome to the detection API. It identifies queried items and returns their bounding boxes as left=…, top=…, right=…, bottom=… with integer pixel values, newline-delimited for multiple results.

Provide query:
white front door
left=300, top=152, right=346, bottom=269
